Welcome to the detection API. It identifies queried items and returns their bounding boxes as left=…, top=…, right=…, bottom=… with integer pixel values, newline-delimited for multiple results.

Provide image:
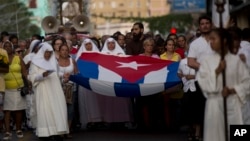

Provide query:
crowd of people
left=0, top=14, right=249, bottom=141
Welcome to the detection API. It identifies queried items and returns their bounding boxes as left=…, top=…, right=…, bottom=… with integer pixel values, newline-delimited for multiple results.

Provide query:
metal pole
left=59, top=0, right=63, bottom=25
left=215, top=1, right=228, bottom=141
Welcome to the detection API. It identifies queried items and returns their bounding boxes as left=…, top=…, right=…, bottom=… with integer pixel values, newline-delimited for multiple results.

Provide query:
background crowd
left=0, top=14, right=250, bottom=141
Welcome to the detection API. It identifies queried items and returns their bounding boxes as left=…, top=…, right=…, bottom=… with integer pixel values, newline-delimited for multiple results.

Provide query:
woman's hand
left=63, top=73, right=70, bottom=83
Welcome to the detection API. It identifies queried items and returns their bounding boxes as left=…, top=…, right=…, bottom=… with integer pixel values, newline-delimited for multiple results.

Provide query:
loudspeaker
left=41, top=16, right=59, bottom=34
left=72, top=15, right=90, bottom=32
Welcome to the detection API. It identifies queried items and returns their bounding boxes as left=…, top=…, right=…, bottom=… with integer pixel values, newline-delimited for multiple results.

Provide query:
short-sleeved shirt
left=0, top=48, right=9, bottom=92
left=188, top=36, right=213, bottom=63
left=160, top=52, right=180, bottom=62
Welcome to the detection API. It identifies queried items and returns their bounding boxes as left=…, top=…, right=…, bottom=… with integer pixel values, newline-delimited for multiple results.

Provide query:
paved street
left=1, top=129, right=188, bottom=141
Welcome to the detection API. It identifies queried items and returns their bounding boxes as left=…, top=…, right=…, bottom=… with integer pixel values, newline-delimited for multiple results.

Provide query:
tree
left=92, top=13, right=193, bottom=35
left=0, top=0, right=40, bottom=40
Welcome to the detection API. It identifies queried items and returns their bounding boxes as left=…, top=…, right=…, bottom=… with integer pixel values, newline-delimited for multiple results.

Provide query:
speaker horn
left=41, top=16, right=59, bottom=34
left=72, top=15, right=90, bottom=32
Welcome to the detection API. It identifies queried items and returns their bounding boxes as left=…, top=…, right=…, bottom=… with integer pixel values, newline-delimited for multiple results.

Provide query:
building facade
left=89, top=0, right=171, bottom=35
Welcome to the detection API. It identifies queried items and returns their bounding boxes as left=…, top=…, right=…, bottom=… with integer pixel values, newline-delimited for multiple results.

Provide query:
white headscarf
left=23, top=40, right=41, bottom=64
left=31, top=42, right=58, bottom=72
left=101, top=37, right=125, bottom=55
left=75, top=38, right=100, bottom=61
left=29, top=39, right=41, bottom=53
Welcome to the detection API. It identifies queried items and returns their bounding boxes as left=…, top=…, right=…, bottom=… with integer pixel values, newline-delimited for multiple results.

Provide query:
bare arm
left=0, top=67, right=9, bottom=73
left=72, top=59, right=78, bottom=74
left=187, top=57, right=200, bottom=71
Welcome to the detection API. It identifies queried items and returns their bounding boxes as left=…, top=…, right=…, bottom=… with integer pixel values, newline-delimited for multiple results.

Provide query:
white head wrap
left=101, top=37, right=125, bottom=55
left=31, top=42, right=58, bottom=72
left=75, top=38, right=100, bottom=61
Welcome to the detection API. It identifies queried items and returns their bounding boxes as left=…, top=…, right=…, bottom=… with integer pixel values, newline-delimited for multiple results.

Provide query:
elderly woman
left=75, top=38, right=103, bottom=129
left=99, top=37, right=133, bottom=127
left=28, top=42, right=68, bottom=140
left=2, top=41, right=28, bottom=140
left=101, top=37, right=125, bottom=55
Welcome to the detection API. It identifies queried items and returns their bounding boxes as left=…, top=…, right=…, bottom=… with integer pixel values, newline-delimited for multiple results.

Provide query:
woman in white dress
left=197, top=28, right=250, bottom=141
left=99, top=37, right=133, bottom=126
left=75, top=38, right=103, bottom=129
left=28, top=42, right=68, bottom=140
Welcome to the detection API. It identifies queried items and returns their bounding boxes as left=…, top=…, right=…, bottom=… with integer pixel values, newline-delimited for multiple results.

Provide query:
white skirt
left=3, top=89, right=27, bottom=111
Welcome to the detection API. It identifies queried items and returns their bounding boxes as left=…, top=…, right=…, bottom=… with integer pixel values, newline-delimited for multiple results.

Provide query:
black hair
left=178, top=35, right=186, bottom=41
left=167, top=33, right=178, bottom=39
left=211, top=28, right=233, bottom=53
left=241, top=28, right=250, bottom=40
left=0, top=31, right=9, bottom=42
left=164, top=38, right=175, bottom=47
left=198, top=15, right=212, bottom=25
left=32, top=34, right=44, bottom=41
left=227, top=27, right=242, bottom=41
left=9, top=34, right=18, bottom=41
left=51, top=36, right=67, bottom=49
left=134, top=22, right=144, bottom=29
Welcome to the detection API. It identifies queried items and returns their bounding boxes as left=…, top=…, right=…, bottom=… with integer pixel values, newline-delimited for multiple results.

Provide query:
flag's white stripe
left=144, top=67, right=169, bottom=83
left=139, top=83, right=165, bottom=96
left=98, top=65, right=122, bottom=82
left=89, top=78, right=116, bottom=97
left=212, top=0, right=230, bottom=28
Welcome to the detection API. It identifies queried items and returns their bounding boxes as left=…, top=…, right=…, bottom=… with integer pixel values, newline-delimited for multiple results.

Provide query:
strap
left=11, top=72, right=21, bottom=88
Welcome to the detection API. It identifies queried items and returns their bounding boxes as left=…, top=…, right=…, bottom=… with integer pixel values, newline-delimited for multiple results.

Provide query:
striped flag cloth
left=70, top=52, right=181, bottom=97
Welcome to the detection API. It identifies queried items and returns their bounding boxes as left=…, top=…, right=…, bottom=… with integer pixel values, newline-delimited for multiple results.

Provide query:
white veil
left=75, top=38, right=100, bottom=61
left=31, top=42, right=58, bottom=72
left=101, top=37, right=125, bottom=55
left=23, top=40, right=41, bottom=64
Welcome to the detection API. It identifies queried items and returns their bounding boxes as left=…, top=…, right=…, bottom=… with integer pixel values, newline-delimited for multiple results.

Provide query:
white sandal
left=16, top=130, right=23, bottom=138
left=3, top=132, right=12, bottom=140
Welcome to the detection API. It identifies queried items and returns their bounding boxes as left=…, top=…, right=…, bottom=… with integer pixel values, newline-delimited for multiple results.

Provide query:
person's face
left=54, top=39, right=63, bottom=51
left=125, top=33, right=133, bottom=43
left=11, top=38, right=18, bottom=46
left=59, top=45, right=69, bottom=58
left=85, top=42, right=93, bottom=51
left=44, top=51, right=53, bottom=60
left=107, top=42, right=115, bottom=51
left=209, top=31, right=221, bottom=52
left=165, top=40, right=175, bottom=52
left=117, top=35, right=125, bottom=47
left=132, top=25, right=143, bottom=41
left=169, top=35, right=177, bottom=44
left=144, top=42, right=154, bottom=53
left=177, top=37, right=186, bottom=48
left=199, top=19, right=212, bottom=34
left=2, top=36, right=9, bottom=42
left=232, top=39, right=240, bottom=54
left=3, top=42, right=13, bottom=54
left=19, top=42, right=27, bottom=50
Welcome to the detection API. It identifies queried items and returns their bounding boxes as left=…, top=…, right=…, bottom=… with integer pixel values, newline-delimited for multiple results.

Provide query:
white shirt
left=238, top=40, right=250, bottom=69
left=188, top=36, right=213, bottom=63
left=178, top=58, right=196, bottom=92
left=188, top=36, right=214, bottom=79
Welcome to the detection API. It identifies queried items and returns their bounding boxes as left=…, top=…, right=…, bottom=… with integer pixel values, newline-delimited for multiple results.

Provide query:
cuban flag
left=70, top=52, right=181, bottom=97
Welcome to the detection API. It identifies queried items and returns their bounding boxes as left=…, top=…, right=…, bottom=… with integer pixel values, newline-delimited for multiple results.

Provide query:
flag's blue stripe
left=69, top=74, right=92, bottom=90
left=165, top=62, right=181, bottom=89
left=114, top=83, right=141, bottom=97
left=121, top=77, right=144, bottom=83
left=77, top=59, right=99, bottom=79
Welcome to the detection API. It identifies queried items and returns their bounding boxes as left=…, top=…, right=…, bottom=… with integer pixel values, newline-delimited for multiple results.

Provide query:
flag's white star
left=116, top=61, right=151, bottom=70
